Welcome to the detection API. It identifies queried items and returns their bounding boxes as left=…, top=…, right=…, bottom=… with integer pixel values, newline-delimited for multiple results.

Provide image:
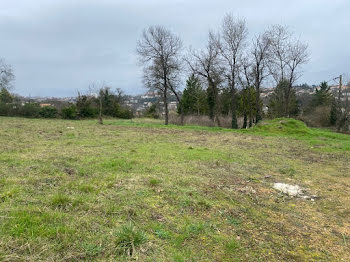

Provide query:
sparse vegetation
left=0, top=117, right=349, bottom=261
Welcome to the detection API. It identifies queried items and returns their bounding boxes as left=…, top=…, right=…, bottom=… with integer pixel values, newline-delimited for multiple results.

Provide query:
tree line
left=0, top=60, right=133, bottom=120
left=136, top=13, right=310, bottom=128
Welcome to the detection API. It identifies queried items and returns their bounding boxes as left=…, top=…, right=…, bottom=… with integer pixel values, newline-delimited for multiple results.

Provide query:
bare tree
left=238, top=56, right=255, bottom=128
left=251, top=31, right=271, bottom=123
left=88, top=82, right=109, bottom=125
left=186, top=32, right=223, bottom=126
left=267, top=25, right=291, bottom=83
left=0, top=59, right=15, bottom=91
left=136, top=26, right=183, bottom=125
left=267, top=25, right=309, bottom=116
left=284, top=40, right=309, bottom=116
left=218, top=14, right=248, bottom=129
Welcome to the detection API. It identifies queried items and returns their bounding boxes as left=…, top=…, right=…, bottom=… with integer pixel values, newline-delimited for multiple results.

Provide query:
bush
left=61, top=105, right=77, bottom=119
left=77, top=106, right=97, bottom=118
left=0, top=103, right=11, bottom=116
left=76, top=95, right=98, bottom=118
left=145, top=104, right=159, bottom=119
left=39, top=106, right=58, bottom=118
left=20, top=102, right=41, bottom=118
left=116, top=107, right=133, bottom=119
left=301, top=106, right=331, bottom=127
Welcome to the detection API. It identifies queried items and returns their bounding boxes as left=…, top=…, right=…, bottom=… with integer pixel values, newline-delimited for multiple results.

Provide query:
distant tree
left=180, top=74, right=207, bottom=115
left=98, top=88, right=103, bottom=124
left=268, top=79, right=299, bottom=117
left=239, top=86, right=257, bottom=128
left=0, top=59, right=15, bottom=91
left=0, top=87, right=13, bottom=103
left=312, top=81, right=331, bottom=106
left=267, top=25, right=309, bottom=117
left=219, top=87, right=232, bottom=116
left=137, top=26, right=183, bottom=125
left=145, top=104, right=159, bottom=118
left=186, top=32, right=223, bottom=126
left=76, top=93, right=98, bottom=118
left=250, top=31, right=271, bottom=123
left=218, top=14, right=248, bottom=129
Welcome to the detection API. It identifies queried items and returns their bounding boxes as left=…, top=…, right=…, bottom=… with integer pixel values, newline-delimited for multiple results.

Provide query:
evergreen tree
left=239, top=86, right=257, bottom=128
left=313, top=81, right=331, bottom=106
left=180, top=75, right=207, bottom=115
left=219, top=87, right=231, bottom=116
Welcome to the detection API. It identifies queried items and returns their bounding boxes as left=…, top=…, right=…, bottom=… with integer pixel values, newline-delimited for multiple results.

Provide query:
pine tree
left=313, top=81, right=331, bottom=106
left=180, top=75, right=207, bottom=115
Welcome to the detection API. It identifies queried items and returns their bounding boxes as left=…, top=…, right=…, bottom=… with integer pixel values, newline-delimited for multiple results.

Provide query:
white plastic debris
left=273, top=183, right=303, bottom=197
left=67, top=127, right=75, bottom=129
left=273, top=182, right=317, bottom=201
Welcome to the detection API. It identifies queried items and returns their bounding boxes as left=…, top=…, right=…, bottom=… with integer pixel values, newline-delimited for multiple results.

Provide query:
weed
left=225, top=239, right=240, bottom=252
left=51, top=193, right=71, bottom=208
left=115, top=223, right=147, bottom=257
left=149, top=178, right=161, bottom=187
left=154, top=229, right=170, bottom=239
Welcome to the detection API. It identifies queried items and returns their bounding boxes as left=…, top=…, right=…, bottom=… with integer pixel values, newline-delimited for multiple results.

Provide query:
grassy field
left=0, top=117, right=349, bottom=261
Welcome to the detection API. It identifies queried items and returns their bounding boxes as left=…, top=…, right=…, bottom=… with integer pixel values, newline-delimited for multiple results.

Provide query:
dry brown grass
left=169, top=113, right=245, bottom=128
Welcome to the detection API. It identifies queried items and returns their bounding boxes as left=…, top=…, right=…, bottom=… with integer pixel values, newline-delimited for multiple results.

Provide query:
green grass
left=0, top=116, right=349, bottom=261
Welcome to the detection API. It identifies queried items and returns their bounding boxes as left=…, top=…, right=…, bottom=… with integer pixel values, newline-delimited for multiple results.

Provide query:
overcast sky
left=1, top=0, right=349, bottom=97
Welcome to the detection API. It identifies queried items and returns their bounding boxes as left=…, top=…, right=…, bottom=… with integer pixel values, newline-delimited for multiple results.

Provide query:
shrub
left=61, top=105, right=77, bottom=119
left=115, top=223, right=147, bottom=256
left=116, top=107, right=133, bottom=119
left=39, top=106, right=58, bottom=118
left=145, top=104, right=159, bottom=119
left=0, top=103, right=11, bottom=116
left=301, top=106, right=331, bottom=127
left=76, top=95, right=98, bottom=118
left=20, top=102, right=41, bottom=118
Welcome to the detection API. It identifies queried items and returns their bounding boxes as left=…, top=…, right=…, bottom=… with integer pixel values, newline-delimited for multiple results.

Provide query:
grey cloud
left=0, top=0, right=349, bottom=97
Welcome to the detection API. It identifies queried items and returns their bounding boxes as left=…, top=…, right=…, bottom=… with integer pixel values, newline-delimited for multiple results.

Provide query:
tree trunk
left=207, top=86, right=215, bottom=121
left=242, top=113, right=247, bottom=129
left=255, top=86, right=262, bottom=124
left=214, top=88, right=221, bottom=127
left=231, top=88, right=238, bottom=129
left=178, top=101, right=184, bottom=125
left=98, top=96, right=103, bottom=125
left=163, top=89, right=168, bottom=125
left=180, top=110, right=184, bottom=125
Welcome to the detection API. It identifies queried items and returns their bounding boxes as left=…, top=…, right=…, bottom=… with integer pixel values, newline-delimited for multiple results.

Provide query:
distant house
left=168, top=101, right=178, bottom=111
left=40, top=103, right=52, bottom=107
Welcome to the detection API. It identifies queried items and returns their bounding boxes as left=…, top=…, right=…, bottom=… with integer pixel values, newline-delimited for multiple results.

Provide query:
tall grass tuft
left=115, top=222, right=147, bottom=257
